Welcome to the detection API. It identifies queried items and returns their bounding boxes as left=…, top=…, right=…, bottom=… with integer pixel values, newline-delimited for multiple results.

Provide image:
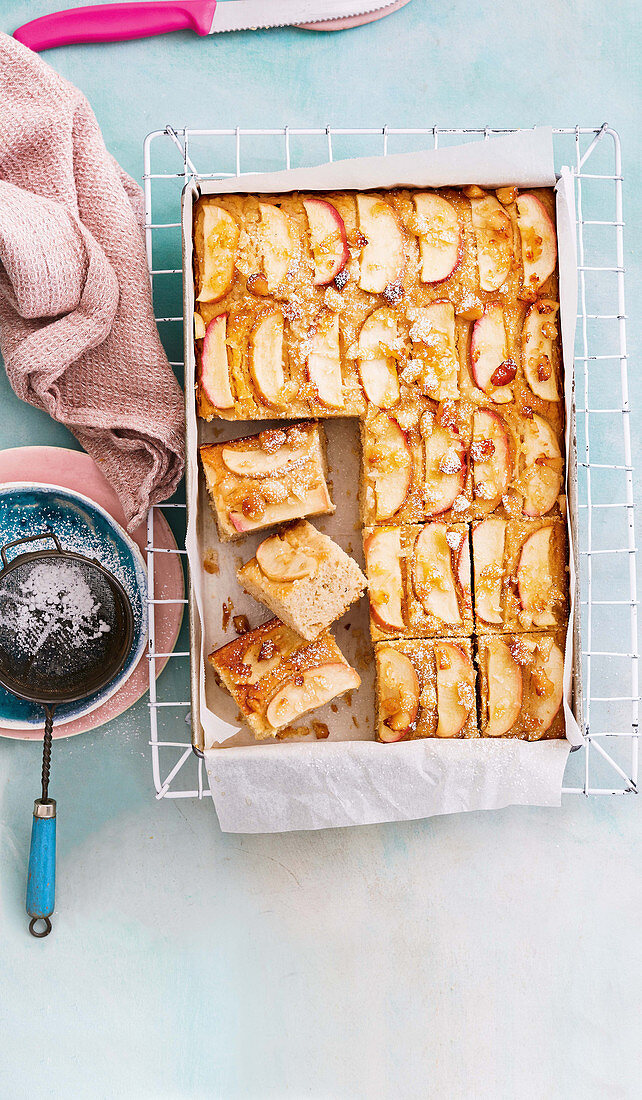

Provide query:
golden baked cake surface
left=195, top=183, right=570, bottom=741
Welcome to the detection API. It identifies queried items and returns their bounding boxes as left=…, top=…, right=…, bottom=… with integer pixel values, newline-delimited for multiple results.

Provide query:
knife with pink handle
left=13, top=0, right=411, bottom=51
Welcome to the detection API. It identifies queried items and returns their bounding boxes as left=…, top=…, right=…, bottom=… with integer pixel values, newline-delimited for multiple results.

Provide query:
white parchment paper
left=182, top=128, right=581, bottom=832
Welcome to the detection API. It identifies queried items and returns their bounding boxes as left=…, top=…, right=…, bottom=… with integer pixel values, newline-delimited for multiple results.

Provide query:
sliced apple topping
left=456, top=532, right=472, bottom=614
left=521, top=414, right=563, bottom=517
left=250, top=312, right=285, bottom=407
left=413, top=193, right=462, bottom=284
left=424, top=426, right=466, bottom=517
left=200, top=314, right=234, bottom=410
left=470, top=305, right=515, bottom=403
left=486, top=640, right=523, bottom=736
left=197, top=205, right=240, bottom=303
left=307, top=312, right=343, bottom=408
left=516, top=193, right=557, bottom=296
left=522, top=300, right=560, bottom=401
left=472, top=517, right=506, bottom=625
left=256, top=532, right=318, bottom=582
left=470, top=195, right=513, bottom=292
left=357, top=308, right=400, bottom=408
left=303, top=197, right=349, bottom=286
left=435, top=642, right=476, bottom=737
left=356, top=193, right=405, bottom=294
left=364, top=527, right=405, bottom=633
left=517, top=526, right=558, bottom=627
left=377, top=647, right=420, bottom=740
left=221, top=439, right=309, bottom=478
left=266, top=662, right=360, bottom=729
left=364, top=413, right=412, bottom=521
left=529, top=640, right=564, bottom=733
left=259, top=202, right=300, bottom=291
left=228, top=485, right=331, bottom=535
left=409, top=302, right=459, bottom=401
left=412, top=524, right=461, bottom=624
left=472, top=409, right=511, bottom=505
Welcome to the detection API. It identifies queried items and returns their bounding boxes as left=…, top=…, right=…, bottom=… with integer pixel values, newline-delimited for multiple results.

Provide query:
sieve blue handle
left=26, top=800, right=56, bottom=937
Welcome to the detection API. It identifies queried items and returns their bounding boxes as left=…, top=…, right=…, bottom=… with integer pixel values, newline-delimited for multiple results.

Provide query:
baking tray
left=180, top=142, right=582, bottom=756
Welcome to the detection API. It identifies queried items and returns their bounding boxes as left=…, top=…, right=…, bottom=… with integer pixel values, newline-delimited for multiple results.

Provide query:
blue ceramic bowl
left=0, top=483, right=147, bottom=729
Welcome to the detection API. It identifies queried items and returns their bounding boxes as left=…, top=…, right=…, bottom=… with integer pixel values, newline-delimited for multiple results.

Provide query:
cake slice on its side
left=374, top=637, right=478, bottom=743
left=477, top=631, right=565, bottom=739
left=209, top=617, right=360, bottom=740
left=237, top=521, right=366, bottom=642
left=200, top=421, right=334, bottom=542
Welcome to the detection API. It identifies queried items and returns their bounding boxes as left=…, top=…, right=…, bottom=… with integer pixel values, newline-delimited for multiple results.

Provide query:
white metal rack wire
left=143, top=124, right=639, bottom=800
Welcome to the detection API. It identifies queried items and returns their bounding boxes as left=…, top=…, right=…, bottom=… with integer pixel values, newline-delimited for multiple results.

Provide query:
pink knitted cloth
left=0, top=34, right=184, bottom=530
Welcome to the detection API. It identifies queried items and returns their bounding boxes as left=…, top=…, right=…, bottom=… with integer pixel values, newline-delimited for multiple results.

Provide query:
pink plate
left=298, top=0, right=412, bottom=31
left=0, top=447, right=184, bottom=741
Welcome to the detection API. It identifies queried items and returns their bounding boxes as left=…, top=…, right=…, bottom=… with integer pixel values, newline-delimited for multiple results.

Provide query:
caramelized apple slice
left=357, top=308, right=400, bottom=408
left=266, top=662, right=360, bottom=729
left=250, top=312, right=285, bottom=407
left=517, top=526, right=557, bottom=627
left=200, top=314, right=234, bottom=410
left=221, top=440, right=309, bottom=478
left=256, top=532, right=317, bottom=582
left=472, top=409, right=511, bottom=505
left=529, top=640, right=564, bottom=733
left=486, top=640, right=523, bottom=736
left=229, top=485, right=332, bottom=534
left=470, top=304, right=515, bottom=403
left=259, top=202, right=299, bottom=290
left=365, top=413, right=412, bottom=521
left=472, top=517, right=506, bottom=625
left=303, top=197, right=349, bottom=286
left=364, top=527, right=405, bottom=633
left=516, top=193, right=557, bottom=296
left=307, top=313, right=343, bottom=408
left=424, top=426, right=466, bottom=518
left=413, top=193, right=462, bottom=283
left=197, top=205, right=239, bottom=303
left=456, top=532, right=472, bottom=614
left=356, top=193, right=405, bottom=293
left=521, top=414, right=563, bottom=517
left=377, top=647, right=420, bottom=739
left=522, top=300, right=560, bottom=401
left=435, top=642, right=476, bottom=737
left=412, top=524, right=461, bottom=624
left=411, top=302, right=459, bottom=401
left=470, top=195, right=513, bottom=292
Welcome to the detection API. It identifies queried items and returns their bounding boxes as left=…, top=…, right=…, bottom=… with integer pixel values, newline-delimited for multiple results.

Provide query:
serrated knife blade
left=210, top=1, right=394, bottom=33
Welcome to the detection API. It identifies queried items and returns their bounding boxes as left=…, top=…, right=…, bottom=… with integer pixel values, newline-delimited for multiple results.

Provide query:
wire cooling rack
left=143, top=124, right=639, bottom=801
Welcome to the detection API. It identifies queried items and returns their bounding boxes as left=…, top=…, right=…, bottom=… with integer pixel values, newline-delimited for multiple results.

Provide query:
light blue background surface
left=1, top=2, right=641, bottom=1097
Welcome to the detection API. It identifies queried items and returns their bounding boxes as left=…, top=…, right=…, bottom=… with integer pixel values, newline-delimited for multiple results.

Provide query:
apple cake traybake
left=194, top=182, right=571, bottom=743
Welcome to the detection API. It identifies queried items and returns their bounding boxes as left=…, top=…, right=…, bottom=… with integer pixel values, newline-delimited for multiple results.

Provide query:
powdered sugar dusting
left=2, top=561, right=112, bottom=657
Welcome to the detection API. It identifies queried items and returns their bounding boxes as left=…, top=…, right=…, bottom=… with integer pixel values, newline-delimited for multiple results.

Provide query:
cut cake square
left=477, top=631, right=565, bottom=739
left=208, top=617, right=360, bottom=740
left=374, top=637, right=478, bottom=741
left=237, top=520, right=367, bottom=641
left=363, top=522, right=472, bottom=642
left=200, top=421, right=334, bottom=542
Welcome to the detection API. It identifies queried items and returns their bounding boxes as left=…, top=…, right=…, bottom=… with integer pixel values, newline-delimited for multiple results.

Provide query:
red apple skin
left=413, top=193, right=463, bottom=284
left=304, top=198, right=349, bottom=286
left=364, top=528, right=405, bottom=633
left=516, top=193, right=557, bottom=296
left=201, top=313, right=234, bottom=410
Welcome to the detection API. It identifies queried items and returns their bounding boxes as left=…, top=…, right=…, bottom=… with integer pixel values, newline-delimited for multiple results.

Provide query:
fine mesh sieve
left=0, top=531, right=134, bottom=937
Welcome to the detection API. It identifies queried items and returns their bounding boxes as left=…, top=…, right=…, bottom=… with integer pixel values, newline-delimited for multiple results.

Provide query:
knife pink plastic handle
left=13, top=1, right=218, bottom=51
